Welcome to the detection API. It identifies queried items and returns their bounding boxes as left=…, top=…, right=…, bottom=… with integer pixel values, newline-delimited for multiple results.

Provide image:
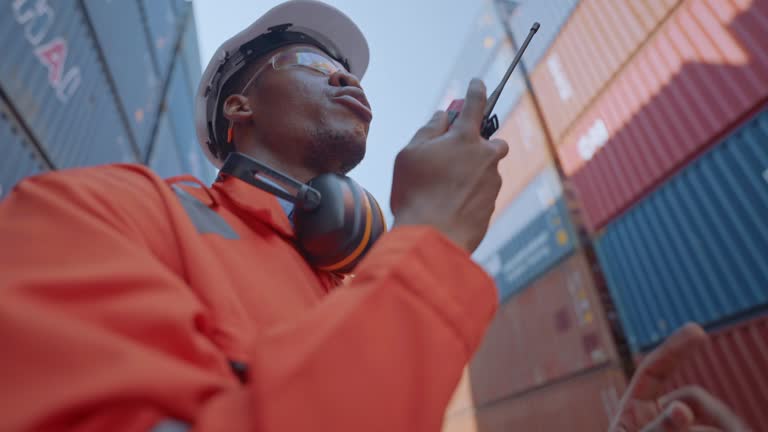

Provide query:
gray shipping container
left=0, top=0, right=136, bottom=168
left=141, top=0, right=181, bottom=79
left=0, top=98, right=48, bottom=199
left=499, top=0, right=580, bottom=70
left=148, top=112, right=185, bottom=179
left=82, top=0, right=161, bottom=155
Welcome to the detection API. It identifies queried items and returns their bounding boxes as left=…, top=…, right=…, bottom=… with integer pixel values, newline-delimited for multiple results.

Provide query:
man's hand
left=610, top=323, right=750, bottom=431
left=390, top=79, right=509, bottom=252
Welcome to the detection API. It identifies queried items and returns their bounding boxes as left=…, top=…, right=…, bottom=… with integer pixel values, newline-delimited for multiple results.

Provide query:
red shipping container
left=656, top=315, right=768, bottom=432
left=491, top=93, right=553, bottom=223
left=443, top=366, right=626, bottom=432
left=531, top=0, right=681, bottom=142
left=468, top=251, right=621, bottom=405
left=557, top=0, right=768, bottom=231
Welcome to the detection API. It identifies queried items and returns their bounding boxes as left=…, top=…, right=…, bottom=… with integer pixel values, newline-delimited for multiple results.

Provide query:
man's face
left=243, top=44, right=372, bottom=174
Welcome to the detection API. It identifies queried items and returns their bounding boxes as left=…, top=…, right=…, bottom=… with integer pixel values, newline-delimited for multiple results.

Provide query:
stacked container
left=443, top=0, right=768, bottom=430
left=438, top=1, right=634, bottom=431
left=525, top=0, right=768, bottom=430
left=0, top=0, right=213, bottom=200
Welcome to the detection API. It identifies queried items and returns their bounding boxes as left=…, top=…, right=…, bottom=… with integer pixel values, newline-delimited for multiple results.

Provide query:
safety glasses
left=240, top=49, right=346, bottom=94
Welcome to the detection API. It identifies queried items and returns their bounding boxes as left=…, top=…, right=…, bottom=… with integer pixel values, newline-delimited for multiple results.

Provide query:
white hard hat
left=194, top=0, right=369, bottom=168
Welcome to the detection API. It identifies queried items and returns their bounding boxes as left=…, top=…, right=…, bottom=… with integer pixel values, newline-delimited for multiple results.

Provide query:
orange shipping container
left=531, top=0, right=681, bottom=142
left=468, top=251, right=621, bottom=406
left=443, top=366, right=626, bottom=432
left=557, top=0, right=768, bottom=230
left=491, top=93, right=552, bottom=222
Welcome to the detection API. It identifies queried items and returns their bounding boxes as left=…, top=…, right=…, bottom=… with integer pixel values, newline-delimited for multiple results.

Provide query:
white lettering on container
left=577, top=119, right=609, bottom=161
left=12, top=0, right=81, bottom=102
left=547, top=54, right=573, bottom=101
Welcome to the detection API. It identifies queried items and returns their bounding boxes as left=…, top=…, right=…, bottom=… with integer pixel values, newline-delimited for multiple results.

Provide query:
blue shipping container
left=82, top=0, right=161, bottom=156
left=0, top=0, right=136, bottom=168
left=596, top=108, right=768, bottom=352
left=478, top=198, right=577, bottom=301
left=0, top=98, right=48, bottom=199
left=141, top=0, right=181, bottom=79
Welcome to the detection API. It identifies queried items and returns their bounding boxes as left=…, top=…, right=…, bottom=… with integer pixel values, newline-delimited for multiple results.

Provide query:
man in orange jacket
left=0, top=1, right=747, bottom=431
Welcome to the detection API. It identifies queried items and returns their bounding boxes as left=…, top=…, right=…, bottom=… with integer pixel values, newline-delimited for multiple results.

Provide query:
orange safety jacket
left=0, top=164, right=497, bottom=431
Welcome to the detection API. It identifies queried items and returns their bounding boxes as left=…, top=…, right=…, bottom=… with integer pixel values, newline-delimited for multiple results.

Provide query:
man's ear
left=223, top=94, right=253, bottom=123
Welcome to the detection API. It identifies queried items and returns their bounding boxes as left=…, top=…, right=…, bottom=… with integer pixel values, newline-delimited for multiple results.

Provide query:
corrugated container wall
left=0, top=0, right=208, bottom=194
left=141, top=0, right=181, bottom=80
left=0, top=98, right=48, bottom=199
left=660, top=316, right=768, bottom=432
left=0, top=0, right=136, bottom=169
left=82, top=0, right=162, bottom=156
left=148, top=112, right=184, bottom=179
left=531, top=0, right=681, bottom=143
left=473, top=164, right=578, bottom=301
left=436, top=0, right=506, bottom=111
left=558, top=0, right=768, bottom=231
left=497, top=0, right=580, bottom=70
left=595, top=107, right=768, bottom=352
left=446, top=366, right=625, bottom=432
left=477, top=199, right=577, bottom=301
left=490, top=94, right=552, bottom=220
left=469, top=251, right=621, bottom=405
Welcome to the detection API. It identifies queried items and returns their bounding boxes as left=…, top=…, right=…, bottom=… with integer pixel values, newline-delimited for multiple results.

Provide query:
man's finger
left=410, top=111, right=449, bottom=144
left=660, top=387, right=748, bottom=431
left=640, top=401, right=695, bottom=432
left=630, top=323, right=709, bottom=400
left=454, top=79, right=487, bottom=132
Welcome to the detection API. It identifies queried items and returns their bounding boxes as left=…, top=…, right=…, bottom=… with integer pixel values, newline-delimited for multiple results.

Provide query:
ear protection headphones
left=219, top=152, right=386, bottom=273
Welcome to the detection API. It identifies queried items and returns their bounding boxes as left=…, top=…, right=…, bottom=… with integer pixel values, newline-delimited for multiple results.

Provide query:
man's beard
left=305, top=127, right=366, bottom=175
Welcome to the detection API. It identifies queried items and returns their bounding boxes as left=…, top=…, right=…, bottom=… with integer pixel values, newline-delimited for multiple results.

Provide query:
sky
left=193, top=0, right=485, bottom=222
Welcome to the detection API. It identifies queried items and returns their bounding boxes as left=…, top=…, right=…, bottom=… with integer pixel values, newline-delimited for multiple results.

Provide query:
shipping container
left=468, top=251, right=620, bottom=405
left=557, top=0, right=768, bottom=231
left=595, top=108, right=768, bottom=352
left=497, top=0, right=580, bottom=71
left=470, top=365, right=625, bottom=432
left=435, top=0, right=506, bottom=111
left=148, top=112, right=185, bottom=179
left=82, top=0, right=161, bottom=155
left=660, top=315, right=768, bottom=432
left=476, top=198, right=577, bottom=301
left=166, top=61, right=213, bottom=182
left=180, top=13, right=203, bottom=96
left=0, top=98, right=48, bottom=199
left=490, top=94, right=553, bottom=222
left=531, top=0, right=681, bottom=143
left=0, top=0, right=136, bottom=168
left=141, top=0, right=181, bottom=78
left=475, top=164, right=563, bottom=263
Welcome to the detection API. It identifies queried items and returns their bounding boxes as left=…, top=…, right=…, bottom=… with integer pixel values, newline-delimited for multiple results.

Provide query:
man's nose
left=328, top=69, right=363, bottom=89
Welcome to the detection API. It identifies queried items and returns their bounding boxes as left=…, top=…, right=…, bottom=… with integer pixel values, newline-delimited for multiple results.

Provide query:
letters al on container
left=0, top=1, right=135, bottom=169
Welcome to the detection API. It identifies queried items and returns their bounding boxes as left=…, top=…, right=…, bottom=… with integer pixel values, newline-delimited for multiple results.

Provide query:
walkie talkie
left=446, top=22, right=540, bottom=138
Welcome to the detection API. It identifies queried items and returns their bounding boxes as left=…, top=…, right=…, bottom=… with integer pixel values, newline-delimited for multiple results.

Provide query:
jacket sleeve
left=0, top=168, right=498, bottom=432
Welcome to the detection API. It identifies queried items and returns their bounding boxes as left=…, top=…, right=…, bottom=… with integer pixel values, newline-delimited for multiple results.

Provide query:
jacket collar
left=212, top=175, right=295, bottom=239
